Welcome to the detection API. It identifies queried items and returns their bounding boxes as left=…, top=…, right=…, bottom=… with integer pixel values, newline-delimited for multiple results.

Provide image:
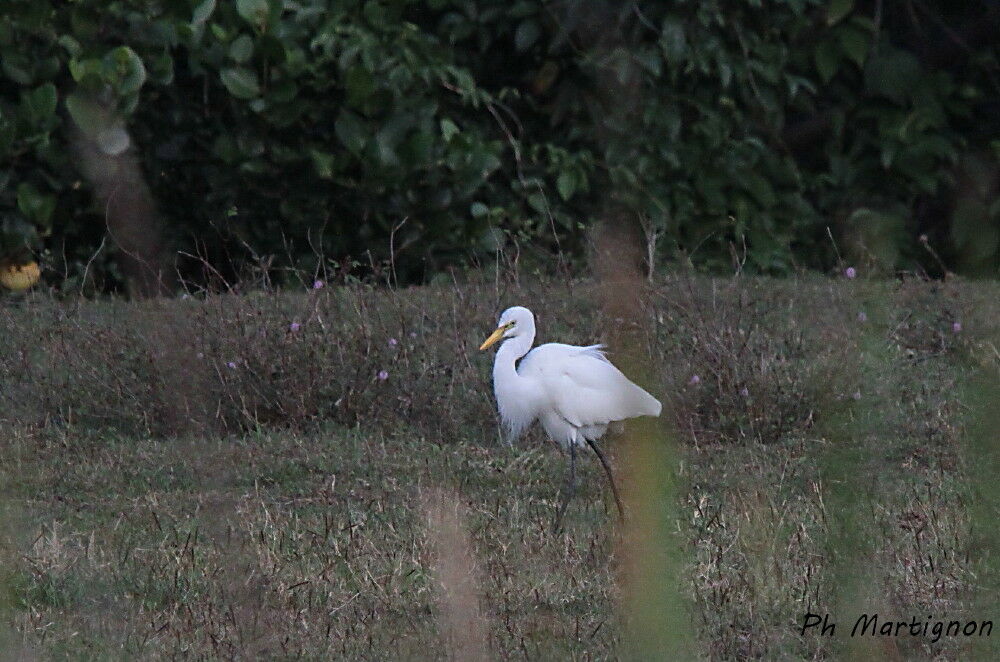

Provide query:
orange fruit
left=0, top=261, right=41, bottom=292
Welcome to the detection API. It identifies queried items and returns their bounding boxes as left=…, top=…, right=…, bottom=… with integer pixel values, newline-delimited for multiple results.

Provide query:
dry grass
left=1, top=273, right=997, bottom=659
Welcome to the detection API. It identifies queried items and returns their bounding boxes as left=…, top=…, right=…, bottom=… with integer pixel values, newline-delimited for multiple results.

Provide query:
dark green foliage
left=0, top=0, right=997, bottom=289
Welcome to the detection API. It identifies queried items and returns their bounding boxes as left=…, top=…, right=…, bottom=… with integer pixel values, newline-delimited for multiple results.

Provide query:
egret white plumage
left=479, top=306, right=661, bottom=528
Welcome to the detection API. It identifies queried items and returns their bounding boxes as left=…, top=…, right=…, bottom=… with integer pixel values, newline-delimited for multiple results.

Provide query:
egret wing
left=520, top=343, right=661, bottom=428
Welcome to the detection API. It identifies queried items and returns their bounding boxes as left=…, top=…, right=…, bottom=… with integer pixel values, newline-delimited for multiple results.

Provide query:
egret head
left=479, top=306, right=534, bottom=350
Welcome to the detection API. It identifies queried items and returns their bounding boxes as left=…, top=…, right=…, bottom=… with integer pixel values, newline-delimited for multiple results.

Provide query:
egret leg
left=553, top=443, right=577, bottom=533
left=586, top=438, right=625, bottom=520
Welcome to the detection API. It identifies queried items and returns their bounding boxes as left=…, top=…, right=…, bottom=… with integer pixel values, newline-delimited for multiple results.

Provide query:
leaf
left=635, top=48, right=662, bottom=77
left=837, top=25, right=869, bottom=68
left=509, top=1, right=537, bottom=19
left=24, top=83, right=57, bottom=121
left=335, top=110, right=367, bottom=153
left=785, top=74, right=817, bottom=98
left=827, top=0, right=853, bottom=26
left=363, top=1, right=387, bottom=28
left=742, top=172, right=776, bottom=208
left=527, top=192, right=547, bottom=213
left=16, top=182, right=56, bottom=227
left=220, top=67, right=261, bottom=99
left=374, top=129, right=400, bottom=166
left=192, top=0, right=216, bottom=25
left=229, top=35, right=255, bottom=63
left=1, top=53, right=32, bottom=85
left=57, top=35, right=82, bottom=58
left=236, top=0, right=270, bottom=30
left=65, top=94, right=107, bottom=137
left=345, top=66, right=374, bottom=108
left=105, top=46, right=146, bottom=96
left=814, top=40, right=839, bottom=83
left=68, top=58, right=104, bottom=86
left=149, top=53, right=175, bottom=85
left=864, top=48, right=921, bottom=103
left=440, top=118, right=459, bottom=143
left=660, top=18, right=687, bottom=62
left=514, top=19, right=541, bottom=53
left=269, top=78, right=298, bottom=104
left=401, top=131, right=434, bottom=165
left=310, top=149, right=336, bottom=179
left=556, top=171, right=576, bottom=201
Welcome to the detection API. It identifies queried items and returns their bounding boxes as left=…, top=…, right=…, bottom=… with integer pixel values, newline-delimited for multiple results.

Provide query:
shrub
left=651, top=276, right=859, bottom=445
left=0, top=276, right=877, bottom=448
left=1, top=1, right=998, bottom=292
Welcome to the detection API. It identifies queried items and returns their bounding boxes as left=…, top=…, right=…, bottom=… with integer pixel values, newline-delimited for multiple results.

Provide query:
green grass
left=1, top=274, right=997, bottom=659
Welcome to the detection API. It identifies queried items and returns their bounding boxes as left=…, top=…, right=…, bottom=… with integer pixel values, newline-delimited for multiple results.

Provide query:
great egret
left=479, top=305, right=661, bottom=528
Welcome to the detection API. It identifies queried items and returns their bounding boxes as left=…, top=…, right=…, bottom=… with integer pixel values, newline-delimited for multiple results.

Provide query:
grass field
left=1, top=274, right=997, bottom=659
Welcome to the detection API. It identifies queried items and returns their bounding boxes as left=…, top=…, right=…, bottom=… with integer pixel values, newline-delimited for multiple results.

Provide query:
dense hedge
left=1, top=0, right=998, bottom=292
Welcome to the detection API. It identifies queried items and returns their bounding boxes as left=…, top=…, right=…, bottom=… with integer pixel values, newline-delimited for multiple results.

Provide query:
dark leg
left=586, top=438, right=625, bottom=519
left=553, top=442, right=577, bottom=533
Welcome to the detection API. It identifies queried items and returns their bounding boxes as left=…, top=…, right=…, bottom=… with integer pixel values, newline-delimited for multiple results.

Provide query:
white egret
left=479, top=306, right=661, bottom=527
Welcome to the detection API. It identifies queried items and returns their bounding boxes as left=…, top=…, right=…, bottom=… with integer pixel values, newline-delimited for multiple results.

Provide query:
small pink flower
left=845, top=267, right=857, bottom=279
left=689, top=374, right=701, bottom=385
left=388, top=337, right=398, bottom=346
left=857, top=311, right=867, bottom=322
left=227, top=361, right=237, bottom=369
left=312, top=279, right=324, bottom=290
left=377, top=370, right=389, bottom=381
left=739, top=387, right=749, bottom=398
left=952, top=321, right=962, bottom=333
left=289, top=322, right=301, bottom=332
left=409, top=331, right=417, bottom=338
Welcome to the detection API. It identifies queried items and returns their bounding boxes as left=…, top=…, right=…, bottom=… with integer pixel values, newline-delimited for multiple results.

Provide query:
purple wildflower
left=312, top=279, right=324, bottom=290
left=857, top=311, right=867, bottom=322
left=388, top=337, right=398, bottom=346
left=289, top=322, right=301, bottom=332
left=377, top=370, right=389, bottom=381
left=739, top=387, right=750, bottom=398
left=952, top=321, right=962, bottom=333
left=852, top=390, right=862, bottom=401
left=845, top=267, right=857, bottom=279
left=227, top=361, right=237, bottom=369
left=689, top=374, right=701, bottom=385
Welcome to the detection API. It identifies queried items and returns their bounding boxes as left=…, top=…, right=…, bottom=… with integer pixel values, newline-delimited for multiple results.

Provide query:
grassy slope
left=1, top=275, right=997, bottom=660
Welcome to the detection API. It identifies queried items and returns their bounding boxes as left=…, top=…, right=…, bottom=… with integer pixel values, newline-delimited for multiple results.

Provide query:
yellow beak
left=479, top=326, right=508, bottom=351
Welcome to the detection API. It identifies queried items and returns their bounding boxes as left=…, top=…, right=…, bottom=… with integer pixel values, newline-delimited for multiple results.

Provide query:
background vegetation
left=2, top=0, right=999, bottom=293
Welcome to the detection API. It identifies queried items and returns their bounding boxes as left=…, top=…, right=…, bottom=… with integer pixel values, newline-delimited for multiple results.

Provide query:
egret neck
left=491, top=313, right=540, bottom=440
